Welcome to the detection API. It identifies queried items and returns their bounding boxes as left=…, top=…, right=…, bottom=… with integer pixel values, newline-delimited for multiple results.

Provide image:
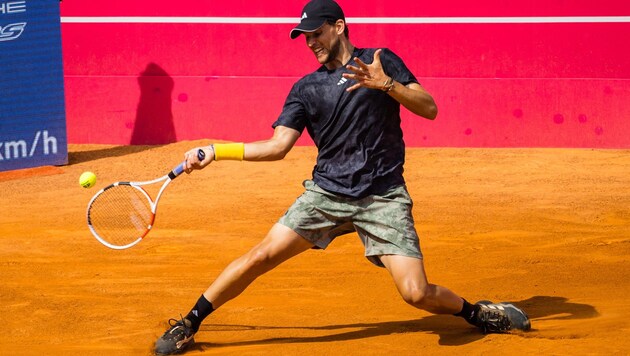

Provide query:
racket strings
left=88, top=185, right=154, bottom=247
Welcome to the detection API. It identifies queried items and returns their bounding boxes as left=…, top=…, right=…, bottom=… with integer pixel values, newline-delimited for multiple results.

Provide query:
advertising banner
left=0, top=0, right=67, bottom=171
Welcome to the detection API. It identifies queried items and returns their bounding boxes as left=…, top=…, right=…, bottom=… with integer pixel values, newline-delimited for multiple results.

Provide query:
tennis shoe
left=154, top=316, right=196, bottom=355
left=475, top=300, right=531, bottom=334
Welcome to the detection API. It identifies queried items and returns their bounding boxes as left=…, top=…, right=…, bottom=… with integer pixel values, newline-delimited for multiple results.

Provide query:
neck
left=324, top=40, right=355, bottom=70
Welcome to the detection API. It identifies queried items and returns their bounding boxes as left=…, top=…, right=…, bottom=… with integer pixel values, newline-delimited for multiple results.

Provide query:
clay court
left=1, top=142, right=628, bottom=355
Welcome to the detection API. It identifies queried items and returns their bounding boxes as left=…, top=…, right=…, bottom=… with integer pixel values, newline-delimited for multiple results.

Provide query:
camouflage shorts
left=278, top=180, right=422, bottom=267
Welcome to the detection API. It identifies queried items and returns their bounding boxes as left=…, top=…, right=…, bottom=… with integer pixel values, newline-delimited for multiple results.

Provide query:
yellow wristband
left=213, top=142, right=244, bottom=161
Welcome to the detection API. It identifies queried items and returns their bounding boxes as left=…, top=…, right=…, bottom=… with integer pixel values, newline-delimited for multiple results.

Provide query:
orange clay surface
left=1, top=142, right=629, bottom=355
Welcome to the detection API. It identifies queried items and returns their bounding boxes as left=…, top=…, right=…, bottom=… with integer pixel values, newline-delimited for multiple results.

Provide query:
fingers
left=183, top=150, right=194, bottom=174
left=345, top=82, right=362, bottom=92
left=183, top=147, right=211, bottom=174
left=353, top=57, right=369, bottom=72
left=345, top=64, right=360, bottom=74
left=373, top=48, right=382, bottom=64
left=345, top=63, right=369, bottom=81
left=342, top=71, right=360, bottom=82
left=352, top=49, right=382, bottom=71
left=341, top=68, right=373, bottom=91
left=343, top=50, right=387, bottom=92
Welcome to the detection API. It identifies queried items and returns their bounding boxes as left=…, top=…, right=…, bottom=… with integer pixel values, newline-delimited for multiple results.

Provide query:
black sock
left=454, top=299, right=480, bottom=326
left=185, top=294, right=215, bottom=332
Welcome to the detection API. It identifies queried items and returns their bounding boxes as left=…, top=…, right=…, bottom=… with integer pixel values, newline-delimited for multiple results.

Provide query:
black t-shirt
left=272, top=47, right=418, bottom=198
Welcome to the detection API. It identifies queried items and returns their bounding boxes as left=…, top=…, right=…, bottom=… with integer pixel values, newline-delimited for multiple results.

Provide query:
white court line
left=60, top=16, right=630, bottom=24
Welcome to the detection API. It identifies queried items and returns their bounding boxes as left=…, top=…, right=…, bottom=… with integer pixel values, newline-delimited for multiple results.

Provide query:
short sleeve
left=379, top=48, right=418, bottom=87
left=272, top=82, right=307, bottom=133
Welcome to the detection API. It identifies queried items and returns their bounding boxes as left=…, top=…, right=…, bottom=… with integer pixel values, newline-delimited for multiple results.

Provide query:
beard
left=322, top=37, right=341, bottom=65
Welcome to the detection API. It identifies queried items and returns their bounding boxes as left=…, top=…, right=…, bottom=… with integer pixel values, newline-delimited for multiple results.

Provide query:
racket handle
left=170, top=149, right=207, bottom=179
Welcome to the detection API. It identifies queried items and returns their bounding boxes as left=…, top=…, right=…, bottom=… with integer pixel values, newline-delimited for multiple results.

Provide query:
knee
left=399, top=284, right=429, bottom=307
left=244, top=246, right=276, bottom=272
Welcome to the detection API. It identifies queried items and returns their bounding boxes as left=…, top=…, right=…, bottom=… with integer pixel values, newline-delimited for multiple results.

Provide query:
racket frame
left=87, top=162, right=186, bottom=250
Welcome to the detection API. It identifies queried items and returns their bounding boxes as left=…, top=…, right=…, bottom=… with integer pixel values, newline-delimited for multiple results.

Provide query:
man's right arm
left=184, top=125, right=301, bottom=172
left=243, top=125, right=301, bottom=161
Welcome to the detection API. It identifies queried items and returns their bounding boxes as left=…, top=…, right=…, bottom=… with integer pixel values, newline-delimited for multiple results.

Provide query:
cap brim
left=290, top=19, right=326, bottom=39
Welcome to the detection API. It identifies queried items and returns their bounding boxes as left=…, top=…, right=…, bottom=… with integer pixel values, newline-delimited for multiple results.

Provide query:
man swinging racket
left=155, top=1, right=530, bottom=354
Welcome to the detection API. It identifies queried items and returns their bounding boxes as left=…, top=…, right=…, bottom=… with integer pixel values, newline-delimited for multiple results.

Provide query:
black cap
left=290, top=0, right=345, bottom=39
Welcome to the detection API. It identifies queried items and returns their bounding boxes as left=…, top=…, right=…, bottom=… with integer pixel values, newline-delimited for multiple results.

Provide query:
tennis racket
left=87, top=149, right=205, bottom=249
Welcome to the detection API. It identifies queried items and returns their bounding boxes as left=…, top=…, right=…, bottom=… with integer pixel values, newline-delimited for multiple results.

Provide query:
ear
left=335, top=19, right=346, bottom=36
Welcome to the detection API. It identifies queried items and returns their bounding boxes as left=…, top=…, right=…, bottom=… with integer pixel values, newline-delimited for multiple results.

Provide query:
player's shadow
left=68, top=63, right=177, bottom=165
left=191, top=296, right=597, bottom=350
left=130, top=62, right=177, bottom=145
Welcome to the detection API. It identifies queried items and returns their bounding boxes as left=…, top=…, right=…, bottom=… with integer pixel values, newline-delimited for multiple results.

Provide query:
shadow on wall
left=130, top=63, right=177, bottom=145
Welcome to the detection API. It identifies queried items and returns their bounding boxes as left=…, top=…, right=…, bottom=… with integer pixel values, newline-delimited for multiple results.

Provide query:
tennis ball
left=79, top=171, right=97, bottom=188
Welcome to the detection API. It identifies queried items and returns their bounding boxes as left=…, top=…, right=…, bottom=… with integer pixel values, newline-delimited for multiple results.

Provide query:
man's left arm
left=344, top=48, right=438, bottom=120
left=386, top=81, right=437, bottom=120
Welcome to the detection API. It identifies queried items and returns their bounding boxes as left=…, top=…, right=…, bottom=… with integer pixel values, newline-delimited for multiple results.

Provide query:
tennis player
left=155, top=0, right=530, bottom=354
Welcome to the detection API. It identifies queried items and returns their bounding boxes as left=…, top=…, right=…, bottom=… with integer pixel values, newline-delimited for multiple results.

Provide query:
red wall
left=60, top=1, right=630, bottom=147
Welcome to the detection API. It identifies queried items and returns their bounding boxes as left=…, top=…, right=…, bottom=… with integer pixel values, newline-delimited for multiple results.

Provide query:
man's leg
left=203, top=223, right=315, bottom=308
left=379, top=254, right=531, bottom=334
left=155, top=223, right=313, bottom=355
left=379, top=254, right=464, bottom=314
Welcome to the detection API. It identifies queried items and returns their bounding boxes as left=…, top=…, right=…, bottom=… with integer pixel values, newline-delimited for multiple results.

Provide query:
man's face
left=303, top=22, right=341, bottom=65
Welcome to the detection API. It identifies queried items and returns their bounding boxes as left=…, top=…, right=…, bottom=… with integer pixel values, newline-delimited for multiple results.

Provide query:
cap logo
left=301, top=12, right=308, bottom=19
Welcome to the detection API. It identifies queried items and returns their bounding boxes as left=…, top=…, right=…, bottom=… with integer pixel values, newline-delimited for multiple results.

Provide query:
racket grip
left=170, top=149, right=207, bottom=179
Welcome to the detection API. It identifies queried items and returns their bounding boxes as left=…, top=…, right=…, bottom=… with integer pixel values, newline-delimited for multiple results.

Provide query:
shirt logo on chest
left=337, top=77, right=347, bottom=86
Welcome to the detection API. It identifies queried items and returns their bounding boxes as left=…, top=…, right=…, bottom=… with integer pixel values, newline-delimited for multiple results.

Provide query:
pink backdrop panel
left=60, top=1, right=630, bottom=147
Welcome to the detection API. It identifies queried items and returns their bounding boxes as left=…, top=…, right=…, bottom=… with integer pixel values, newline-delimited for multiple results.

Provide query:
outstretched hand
left=343, top=49, right=390, bottom=92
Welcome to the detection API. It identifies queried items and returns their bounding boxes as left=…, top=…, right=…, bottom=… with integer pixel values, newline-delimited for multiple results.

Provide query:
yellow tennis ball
left=79, top=171, right=97, bottom=188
